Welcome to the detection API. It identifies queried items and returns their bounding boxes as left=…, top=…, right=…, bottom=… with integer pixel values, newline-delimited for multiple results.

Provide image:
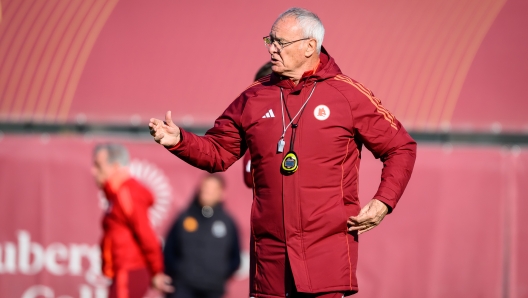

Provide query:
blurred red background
left=0, top=0, right=527, bottom=297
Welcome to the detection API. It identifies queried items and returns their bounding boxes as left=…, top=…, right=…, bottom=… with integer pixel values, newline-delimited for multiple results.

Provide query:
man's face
left=91, top=149, right=117, bottom=187
left=269, top=17, right=308, bottom=77
left=198, top=177, right=223, bottom=207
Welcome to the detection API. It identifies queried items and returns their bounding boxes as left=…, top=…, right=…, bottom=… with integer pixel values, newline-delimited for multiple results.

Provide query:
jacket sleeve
left=100, top=236, right=113, bottom=278
left=351, top=89, right=417, bottom=213
left=168, top=96, right=247, bottom=173
left=116, top=185, right=164, bottom=275
left=163, top=216, right=182, bottom=278
left=228, top=219, right=241, bottom=277
left=242, top=151, right=254, bottom=188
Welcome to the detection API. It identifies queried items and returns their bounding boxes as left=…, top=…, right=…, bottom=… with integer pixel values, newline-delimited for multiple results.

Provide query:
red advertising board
left=1, top=135, right=527, bottom=297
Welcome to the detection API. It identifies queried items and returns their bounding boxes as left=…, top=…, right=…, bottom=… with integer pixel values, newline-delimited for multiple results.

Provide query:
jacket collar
left=102, top=171, right=131, bottom=197
left=269, top=46, right=341, bottom=91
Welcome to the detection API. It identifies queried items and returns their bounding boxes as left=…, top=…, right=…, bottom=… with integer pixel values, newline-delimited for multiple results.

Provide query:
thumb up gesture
left=149, top=111, right=181, bottom=147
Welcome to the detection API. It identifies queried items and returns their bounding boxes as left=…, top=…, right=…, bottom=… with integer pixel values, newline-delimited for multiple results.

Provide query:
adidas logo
left=262, top=109, right=275, bottom=118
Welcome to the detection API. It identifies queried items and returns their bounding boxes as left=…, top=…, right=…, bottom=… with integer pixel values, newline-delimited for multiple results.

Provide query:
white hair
left=275, top=7, right=325, bottom=53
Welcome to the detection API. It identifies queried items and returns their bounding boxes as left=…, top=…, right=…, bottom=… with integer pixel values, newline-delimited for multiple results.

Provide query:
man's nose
left=268, top=43, right=279, bottom=55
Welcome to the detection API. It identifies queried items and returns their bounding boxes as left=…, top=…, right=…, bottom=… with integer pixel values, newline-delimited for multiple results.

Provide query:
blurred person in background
left=163, top=174, right=240, bottom=298
left=92, top=143, right=174, bottom=297
left=149, top=7, right=416, bottom=298
left=243, top=61, right=274, bottom=188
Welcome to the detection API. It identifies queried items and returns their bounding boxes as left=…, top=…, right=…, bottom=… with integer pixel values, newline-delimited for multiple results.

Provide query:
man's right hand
left=151, top=272, right=174, bottom=293
left=149, top=111, right=181, bottom=147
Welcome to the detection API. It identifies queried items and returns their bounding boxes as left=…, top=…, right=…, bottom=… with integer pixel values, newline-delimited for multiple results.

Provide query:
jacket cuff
left=374, top=187, right=399, bottom=214
left=149, top=264, right=164, bottom=276
left=165, top=128, right=186, bottom=151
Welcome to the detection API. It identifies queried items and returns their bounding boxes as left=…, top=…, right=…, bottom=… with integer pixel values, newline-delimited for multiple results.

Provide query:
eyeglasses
left=263, top=36, right=310, bottom=53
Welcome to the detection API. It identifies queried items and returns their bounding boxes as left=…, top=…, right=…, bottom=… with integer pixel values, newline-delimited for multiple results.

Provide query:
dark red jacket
left=169, top=48, right=416, bottom=296
left=101, top=177, right=164, bottom=278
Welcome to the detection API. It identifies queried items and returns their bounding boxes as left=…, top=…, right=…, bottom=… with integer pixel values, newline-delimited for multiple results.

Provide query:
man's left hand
left=347, top=199, right=389, bottom=234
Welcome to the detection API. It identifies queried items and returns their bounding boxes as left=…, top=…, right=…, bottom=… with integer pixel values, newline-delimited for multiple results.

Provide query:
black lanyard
left=283, top=99, right=301, bottom=152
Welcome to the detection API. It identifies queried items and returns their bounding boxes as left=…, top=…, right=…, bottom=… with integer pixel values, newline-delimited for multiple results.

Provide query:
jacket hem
left=250, top=286, right=358, bottom=298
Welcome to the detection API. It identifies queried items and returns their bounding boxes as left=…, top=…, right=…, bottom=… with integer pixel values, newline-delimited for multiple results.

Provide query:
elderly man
left=92, top=143, right=174, bottom=297
left=149, top=7, right=416, bottom=298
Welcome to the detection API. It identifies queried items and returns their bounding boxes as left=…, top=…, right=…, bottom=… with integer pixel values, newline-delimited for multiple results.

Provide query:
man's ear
left=304, top=39, right=317, bottom=58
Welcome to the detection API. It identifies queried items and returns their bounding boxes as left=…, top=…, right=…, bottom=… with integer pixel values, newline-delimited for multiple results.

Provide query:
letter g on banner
left=22, top=285, right=54, bottom=298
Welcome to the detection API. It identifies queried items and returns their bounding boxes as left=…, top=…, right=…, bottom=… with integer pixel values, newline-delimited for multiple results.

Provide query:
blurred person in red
left=149, top=7, right=416, bottom=298
left=243, top=62, right=274, bottom=188
left=92, top=143, right=174, bottom=297
left=163, top=174, right=241, bottom=298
